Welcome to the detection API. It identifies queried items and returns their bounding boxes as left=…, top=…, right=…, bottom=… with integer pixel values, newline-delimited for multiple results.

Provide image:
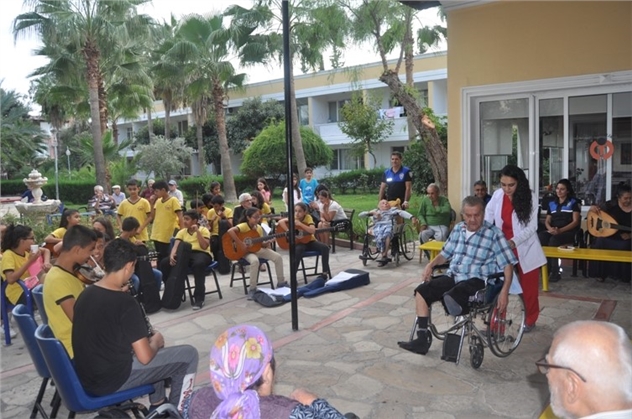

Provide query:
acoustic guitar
left=587, top=210, right=632, bottom=238
left=221, top=229, right=289, bottom=261
left=274, top=220, right=351, bottom=250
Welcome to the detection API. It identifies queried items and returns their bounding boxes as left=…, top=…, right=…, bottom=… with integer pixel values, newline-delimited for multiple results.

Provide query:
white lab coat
left=485, top=189, right=546, bottom=274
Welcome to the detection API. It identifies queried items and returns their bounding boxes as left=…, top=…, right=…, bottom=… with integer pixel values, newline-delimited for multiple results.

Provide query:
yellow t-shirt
left=43, top=266, right=85, bottom=358
left=236, top=222, right=264, bottom=236
left=117, top=197, right=151, bottom=242
left=1, top=249, right=31, bottom=304
left=51, top=227, right=67, bottom=239
left=150, top=197, right=182, bottom=243
left=175, top=227, right=212, bottom=255
left=300, top=213, right=317, bottom=243
left=207, top=207, right=234, bottom=236
left=260, top=203, right=272, bottom=225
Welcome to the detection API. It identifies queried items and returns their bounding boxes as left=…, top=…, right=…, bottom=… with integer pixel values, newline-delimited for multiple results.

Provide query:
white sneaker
left=9, top=327, right=17, bottom=339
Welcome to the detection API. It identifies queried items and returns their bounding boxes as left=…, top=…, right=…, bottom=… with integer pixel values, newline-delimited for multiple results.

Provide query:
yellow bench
left=419, top=242, right=632, bottom=292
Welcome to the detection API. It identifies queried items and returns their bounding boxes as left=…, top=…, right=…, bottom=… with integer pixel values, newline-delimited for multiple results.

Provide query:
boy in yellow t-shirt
left=43, top=225, right=97, bottom=358
left=149, top=180, right=184, bottom=262
left=159, top=211, right=212, bottom=310
left=117, top=179, right=152, bottom=242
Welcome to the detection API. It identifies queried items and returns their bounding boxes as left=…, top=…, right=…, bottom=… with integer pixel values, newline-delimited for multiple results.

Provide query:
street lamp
left=65, top=147, right=71, bottom=178
left=51, top=128, right=59, bottom=201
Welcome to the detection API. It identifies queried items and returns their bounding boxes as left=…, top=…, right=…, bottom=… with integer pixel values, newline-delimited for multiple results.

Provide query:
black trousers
left=160, top=251, right=213, bottom=302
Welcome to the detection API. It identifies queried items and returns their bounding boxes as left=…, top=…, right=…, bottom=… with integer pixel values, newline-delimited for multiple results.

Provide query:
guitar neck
left=243, top=231, right=288, bottom=244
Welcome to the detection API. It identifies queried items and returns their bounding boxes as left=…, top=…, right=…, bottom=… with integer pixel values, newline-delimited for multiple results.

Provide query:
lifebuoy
left=589, top=140, right=614, bottom=160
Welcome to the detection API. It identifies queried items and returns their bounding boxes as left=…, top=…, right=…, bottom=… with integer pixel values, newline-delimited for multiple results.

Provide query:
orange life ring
left=589, top=140, right=614, bottom=160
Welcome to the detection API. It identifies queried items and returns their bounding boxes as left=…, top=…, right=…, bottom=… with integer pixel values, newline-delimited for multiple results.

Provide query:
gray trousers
left=419, top=225, right=449, bottom=243
left=117, top=344, right=198, bottom=409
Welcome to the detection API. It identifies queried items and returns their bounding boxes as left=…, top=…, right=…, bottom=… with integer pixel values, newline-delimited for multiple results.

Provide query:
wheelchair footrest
left=441, top=332, right=463, bottom=363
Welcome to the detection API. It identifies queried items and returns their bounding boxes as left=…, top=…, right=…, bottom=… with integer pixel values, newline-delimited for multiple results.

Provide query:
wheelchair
left=357, top=212, right=417, bottom=266
left=409, top=268, right=526, bottom=369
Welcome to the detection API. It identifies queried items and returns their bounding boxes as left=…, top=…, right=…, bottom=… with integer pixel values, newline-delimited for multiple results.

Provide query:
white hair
left=94, top=185, right=104, bottom=192
left=427, top=183, right=440, bottom=193
left=552, top=321, right=632, bottom=403
left=239, top=193, right=252, bottom=203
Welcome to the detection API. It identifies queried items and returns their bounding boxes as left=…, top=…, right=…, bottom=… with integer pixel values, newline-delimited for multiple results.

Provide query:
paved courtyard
left=1, top=244, right=630, bottom=418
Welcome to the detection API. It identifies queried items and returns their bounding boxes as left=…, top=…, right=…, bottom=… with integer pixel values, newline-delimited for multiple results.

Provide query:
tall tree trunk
left=213, top=81, right=237, bottom=202
left=112, top=120, right=119, bottom=146
left=289, top=71, right=307, bottom=176
left=146, top=107, right=154, bottom=142
left=97, top=71, right=108, bottom=139
left=164, top=97, right=172, bottom=138
left=404, top=10, right=418, bottom=143
left=379, top=69, right=448, bottom=193
left=84, top=41, right=106, bottom=188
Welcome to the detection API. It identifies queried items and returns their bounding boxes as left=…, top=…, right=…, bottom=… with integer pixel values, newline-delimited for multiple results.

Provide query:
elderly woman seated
left=182, top=324, right=358, bottom=419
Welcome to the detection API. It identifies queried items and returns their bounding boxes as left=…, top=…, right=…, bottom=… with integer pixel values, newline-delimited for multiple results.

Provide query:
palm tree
left=13, top=0, right=155, bottom=187
left=165, top=14, right=247, bottom=202
left=340, top=0, right=448, bottom=192
left=226, top=0, right=349, bottom=177
left=151, top=15, right=187, bottom=140
left=0, top=88, right=47, bottom=178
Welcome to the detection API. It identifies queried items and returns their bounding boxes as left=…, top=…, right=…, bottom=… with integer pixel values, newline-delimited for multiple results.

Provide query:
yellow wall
left=229, top=53, right=447, bottom=100
left=446, top=0, right=632, bottom=205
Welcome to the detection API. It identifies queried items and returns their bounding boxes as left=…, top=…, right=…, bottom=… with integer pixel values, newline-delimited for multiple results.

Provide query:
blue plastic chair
left=34, top=324, right=153, bottom=418
left=229, top=258, right=274, bottom=295
left=12, top=304, right=60, bottom=419
left=1, top=279, right=33, bottom=346
left=31, top=284, right=48, bottom=325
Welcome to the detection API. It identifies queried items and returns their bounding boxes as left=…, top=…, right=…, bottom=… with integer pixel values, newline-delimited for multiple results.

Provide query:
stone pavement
left=1, top=245, right=630, bottom=418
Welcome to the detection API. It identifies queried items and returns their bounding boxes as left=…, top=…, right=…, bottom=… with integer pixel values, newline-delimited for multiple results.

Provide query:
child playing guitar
left=276, top=202, right=331, bottom=280
left=225, top=208, right=287, bottom=300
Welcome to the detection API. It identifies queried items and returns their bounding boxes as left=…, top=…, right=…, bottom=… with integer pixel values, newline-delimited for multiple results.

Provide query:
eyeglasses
left=535, top=357, right=587, bottom=382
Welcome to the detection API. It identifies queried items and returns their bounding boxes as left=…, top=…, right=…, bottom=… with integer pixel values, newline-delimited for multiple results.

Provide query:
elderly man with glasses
left=536, top=320, right=632, bottom=419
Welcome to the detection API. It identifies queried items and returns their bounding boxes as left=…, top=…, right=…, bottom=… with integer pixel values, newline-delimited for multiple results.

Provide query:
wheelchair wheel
left=399, top=223, right=417, bottom=261
left=469, top=336, right=484, bottom=369
left=486, top=293, right=525, bottom=358
left=359, top=234, right=379, bottom=266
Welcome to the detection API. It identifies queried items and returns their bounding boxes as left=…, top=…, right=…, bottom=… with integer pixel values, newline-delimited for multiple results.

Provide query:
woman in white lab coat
left=485, top=165, right=546, bottom=332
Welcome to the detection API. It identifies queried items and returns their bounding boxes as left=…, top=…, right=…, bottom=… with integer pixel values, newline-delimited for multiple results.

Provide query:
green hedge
left=178, top=175, right=258, bottom=201
left=322, top=168, right=383, bottom=194
left=1, top=179, right=96, bottom=205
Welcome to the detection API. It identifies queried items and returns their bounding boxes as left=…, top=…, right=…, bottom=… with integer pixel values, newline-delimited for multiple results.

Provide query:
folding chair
left=229, top=259, right=274, bottom=295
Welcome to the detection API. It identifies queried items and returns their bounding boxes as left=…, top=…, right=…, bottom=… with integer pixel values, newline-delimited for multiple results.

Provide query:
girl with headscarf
left=182, top=324, right=353, bottom=419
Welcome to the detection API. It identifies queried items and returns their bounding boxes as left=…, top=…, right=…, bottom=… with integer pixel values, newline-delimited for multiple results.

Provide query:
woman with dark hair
left=44, top=209, right=81, bottom=246
left=2, top=225, right=52, bottom=306
left=485, top=165, right=546, bottom=332
left=92, top=217, right=116, bottom=242
left=537, top=179, right=581, bottom=282
left=588, top=182, right=631, bottom=283
left=251, top=190, right=273, bottom=225
left=316, top=190, right=347, bottom=244
left=257, top=178, right=272, bottom=204
left=209, top=181, right=221, bottom=197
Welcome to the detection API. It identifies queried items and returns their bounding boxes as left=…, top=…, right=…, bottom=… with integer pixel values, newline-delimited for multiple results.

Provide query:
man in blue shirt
left=398, top=196, right=517, bottom=355
left=473, top=180, right=492, bottom=206
left=379, top=151, right=412, bottom=210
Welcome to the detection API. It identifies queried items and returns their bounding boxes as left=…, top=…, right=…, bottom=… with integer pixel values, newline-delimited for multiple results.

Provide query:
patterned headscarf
left=209, top=325, right=273, bottom=419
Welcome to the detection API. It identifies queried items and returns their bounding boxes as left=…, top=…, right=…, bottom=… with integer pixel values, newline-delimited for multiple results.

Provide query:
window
left=329, top=149, right=363, bottom=171
left=327, top=100, right=350, bottom=123
left=391, top=146, right=407, bottom=154
left=177, top=120, right=188, bottom=137
left=296, top=98, right=309, bottom=126
left=126, top=127, right=133, bottom=140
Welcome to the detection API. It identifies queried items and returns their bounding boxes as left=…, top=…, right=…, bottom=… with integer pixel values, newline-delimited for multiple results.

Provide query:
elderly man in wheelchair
left=398, top=196, right=520, bottom=360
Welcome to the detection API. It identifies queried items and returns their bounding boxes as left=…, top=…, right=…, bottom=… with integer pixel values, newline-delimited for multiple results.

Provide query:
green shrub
left=322, top=168, right=383, bottom=194
left=1, top=179, right=96, bottom=205
left=178, top=175, right=260, bottom=202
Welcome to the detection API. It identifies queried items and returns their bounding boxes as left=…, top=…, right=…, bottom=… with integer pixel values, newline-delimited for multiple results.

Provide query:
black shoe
left=549, top=273, right=561, bottom=283
left=397, top=333, right=430, bottom=355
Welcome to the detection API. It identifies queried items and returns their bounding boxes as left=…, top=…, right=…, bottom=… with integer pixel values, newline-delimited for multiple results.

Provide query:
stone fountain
left=14, top=169, right=61, bottom=217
